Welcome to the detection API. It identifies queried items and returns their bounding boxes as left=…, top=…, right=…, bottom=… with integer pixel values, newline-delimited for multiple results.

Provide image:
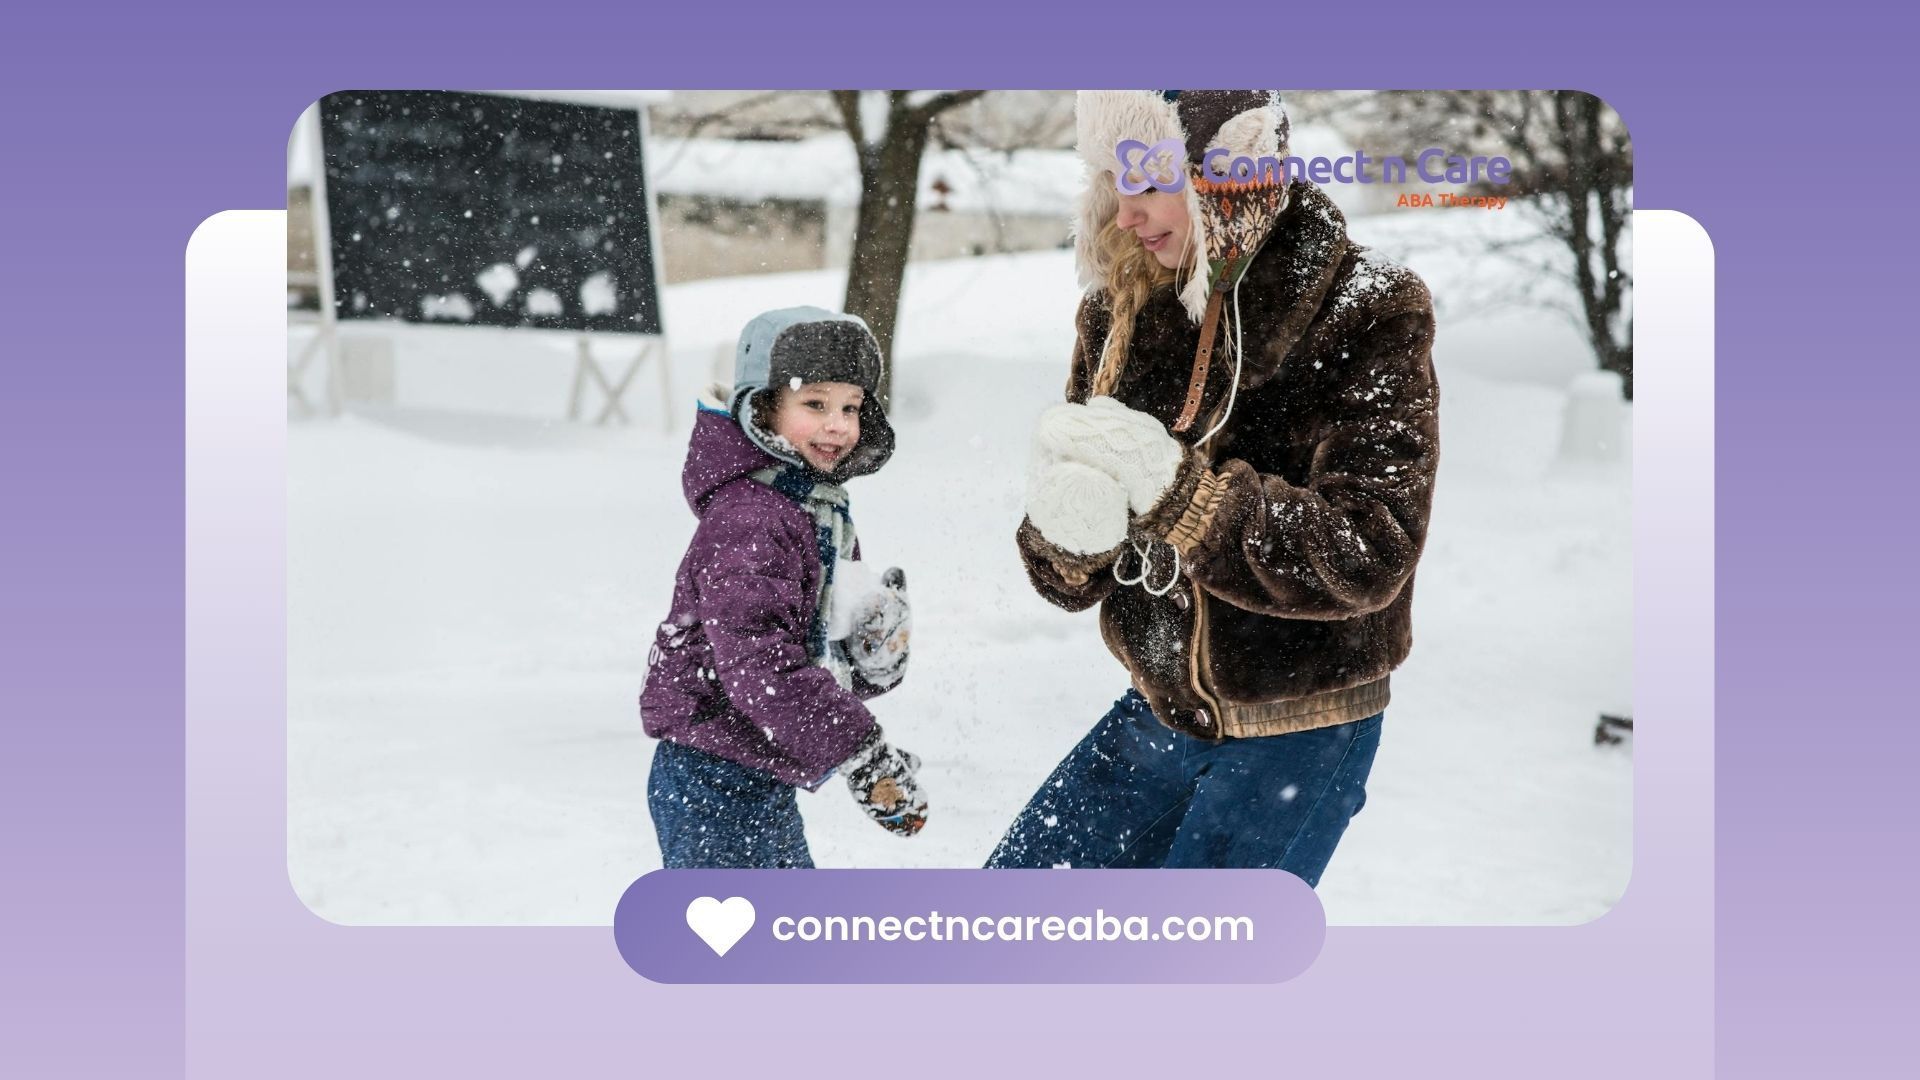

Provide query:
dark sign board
left=318, top=91, right=662, bottom=335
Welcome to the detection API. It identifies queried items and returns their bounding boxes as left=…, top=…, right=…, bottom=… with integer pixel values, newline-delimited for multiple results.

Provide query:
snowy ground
left=289, top=219, right=1632, bottom=926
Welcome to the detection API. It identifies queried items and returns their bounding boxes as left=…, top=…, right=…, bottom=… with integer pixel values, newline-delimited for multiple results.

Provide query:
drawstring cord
left=1112, top=540, right=1148, bottom=586
left=1112, top=537, right=1183, bottom=596
left=1195, top=274, right=1246, bottom=449
left=1117, top=273, right=1242, bottom=598
left=1111, top=283, right=1239, bottom=600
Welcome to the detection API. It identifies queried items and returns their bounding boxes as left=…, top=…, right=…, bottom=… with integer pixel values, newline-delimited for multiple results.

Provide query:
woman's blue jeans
left=986, top=689, right=1382, bottom=885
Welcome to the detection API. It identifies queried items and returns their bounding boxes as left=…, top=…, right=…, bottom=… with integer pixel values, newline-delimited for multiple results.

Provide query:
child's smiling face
left=771, top=380, right=863, bottom=473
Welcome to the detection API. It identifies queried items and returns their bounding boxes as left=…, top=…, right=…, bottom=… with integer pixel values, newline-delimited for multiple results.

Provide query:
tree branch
left=907, top=89, right=989, bottom=124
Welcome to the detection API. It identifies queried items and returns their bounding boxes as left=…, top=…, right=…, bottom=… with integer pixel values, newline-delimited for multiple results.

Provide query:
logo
left=1114, top=138, right=1187, bottom=194
left=1115, top=140, right=1516, bottom=194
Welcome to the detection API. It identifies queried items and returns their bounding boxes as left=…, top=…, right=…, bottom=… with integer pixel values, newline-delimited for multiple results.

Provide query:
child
left=640, top=306, right=925, bottom=869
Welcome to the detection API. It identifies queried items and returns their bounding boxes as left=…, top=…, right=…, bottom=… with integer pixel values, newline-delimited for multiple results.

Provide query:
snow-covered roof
left=647, top=136, right=1083, bottom=217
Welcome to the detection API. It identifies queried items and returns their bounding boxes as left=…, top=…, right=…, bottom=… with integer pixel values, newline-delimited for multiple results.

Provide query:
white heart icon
left=685, top=896, right=755, bottom=957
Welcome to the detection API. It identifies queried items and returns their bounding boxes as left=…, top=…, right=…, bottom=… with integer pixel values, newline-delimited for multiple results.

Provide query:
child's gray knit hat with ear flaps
left=730, top=305, right=896, bottom=479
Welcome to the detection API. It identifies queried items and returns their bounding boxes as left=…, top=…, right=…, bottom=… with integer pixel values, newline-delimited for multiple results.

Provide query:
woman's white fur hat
left=1073, top=90, right=1291, bottom=323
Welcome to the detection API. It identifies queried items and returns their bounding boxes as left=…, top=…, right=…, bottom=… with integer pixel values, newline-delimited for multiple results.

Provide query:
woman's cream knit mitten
left=1033, top=397, right=1184, bottom=514
left=1026, top=460, right=1130, bottom=555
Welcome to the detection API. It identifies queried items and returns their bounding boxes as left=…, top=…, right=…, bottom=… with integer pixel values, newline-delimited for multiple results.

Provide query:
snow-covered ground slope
left=289, top=217, right=1631, bottom=926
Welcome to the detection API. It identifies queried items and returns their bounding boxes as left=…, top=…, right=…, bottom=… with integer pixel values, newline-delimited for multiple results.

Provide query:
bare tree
left=927, top=93, right=1076, bottom=258
left=831, top=90, right=988, bottom=405
left=931, top=91, right=1076, bottom=153
left=654, top=91, right=1017, bottom=403
left=1499, top=91, right=1632, bottom=398
left=647, top=91, right=843, bottom=141
left=1337, top=90, right=1634, bottom=398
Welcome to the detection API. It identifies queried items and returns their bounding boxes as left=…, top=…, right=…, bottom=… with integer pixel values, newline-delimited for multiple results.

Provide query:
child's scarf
left=750, top=462, right=858, bottom=690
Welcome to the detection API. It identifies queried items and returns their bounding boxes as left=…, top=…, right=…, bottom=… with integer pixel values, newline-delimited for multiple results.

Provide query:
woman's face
left=771, top=380, right=863, bottom=473
left=1114, top=189, right=1191, bottom=270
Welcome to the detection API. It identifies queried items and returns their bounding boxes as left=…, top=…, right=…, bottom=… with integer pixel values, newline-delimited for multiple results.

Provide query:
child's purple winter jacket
left=639, top=406, right=891, bottom=788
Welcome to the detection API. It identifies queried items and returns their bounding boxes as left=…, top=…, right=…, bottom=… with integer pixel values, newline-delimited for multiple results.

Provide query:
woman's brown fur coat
left=1018, top=180, right=1440, bottom=740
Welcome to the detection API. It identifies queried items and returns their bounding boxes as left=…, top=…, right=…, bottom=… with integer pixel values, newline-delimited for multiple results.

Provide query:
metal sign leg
left=570, top=336, right=671, bottom=429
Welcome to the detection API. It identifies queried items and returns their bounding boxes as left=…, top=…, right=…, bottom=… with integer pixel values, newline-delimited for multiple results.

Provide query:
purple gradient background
left=3, top=3, right=1907, bottom=1076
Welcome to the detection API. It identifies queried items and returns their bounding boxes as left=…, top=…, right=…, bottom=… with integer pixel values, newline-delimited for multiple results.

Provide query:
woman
left=987, top=91, right=1439, bottom=884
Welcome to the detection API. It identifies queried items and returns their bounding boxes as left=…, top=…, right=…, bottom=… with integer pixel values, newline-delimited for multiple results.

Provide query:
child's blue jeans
left=986, top=689, right=1382, bottom=885
left=647, top=740, right=814, bottom=869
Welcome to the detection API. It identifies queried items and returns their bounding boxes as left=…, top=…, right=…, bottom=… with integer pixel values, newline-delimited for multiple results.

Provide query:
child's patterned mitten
left=842, top=727, right=928, bottom=837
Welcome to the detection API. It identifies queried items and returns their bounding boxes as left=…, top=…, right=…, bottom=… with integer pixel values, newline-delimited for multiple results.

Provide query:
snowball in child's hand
left=827, top=560, right=886, bottom=643
left=829, top=560, right=911, bottom=688
left=1027, top=461, right=1129, bottom=555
